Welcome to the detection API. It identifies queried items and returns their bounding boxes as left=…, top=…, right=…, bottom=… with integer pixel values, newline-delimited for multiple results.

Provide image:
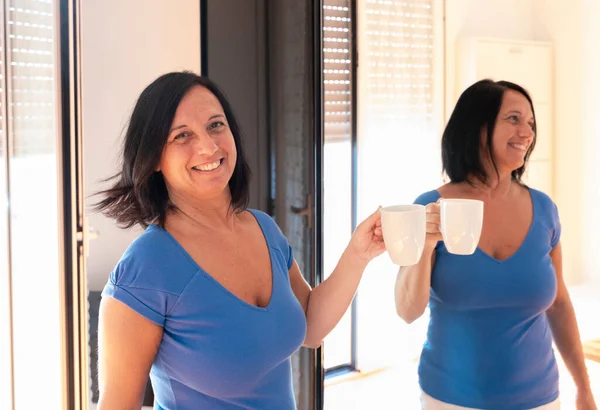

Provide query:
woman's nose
left=193, top=132, right=218, bottom=155
left=520, top=124, right=535, bottom=139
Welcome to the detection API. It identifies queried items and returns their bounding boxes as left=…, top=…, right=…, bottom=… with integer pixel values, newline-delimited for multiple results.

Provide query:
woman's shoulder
left=103, top=225, right=198, bottom=326
left=526, top=186, right=558, bottom=214
left=246, top=209, right=283, bottom=236
left=112, top=224, right=199, bottom=293
left=245, top=208, right=293, bottom=263
left=524, top=186, right=561, bottom=247
left=125, top=224, right=190, bottom=262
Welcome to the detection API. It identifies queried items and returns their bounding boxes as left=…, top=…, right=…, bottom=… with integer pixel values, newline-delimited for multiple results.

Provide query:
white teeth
left=509, top=143, right=527, bottom=151
left=193, top=160, right=221, bottom=171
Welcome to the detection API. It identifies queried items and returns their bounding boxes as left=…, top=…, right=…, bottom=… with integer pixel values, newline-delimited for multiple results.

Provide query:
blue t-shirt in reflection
left=414, top=188, right=561, bottom=410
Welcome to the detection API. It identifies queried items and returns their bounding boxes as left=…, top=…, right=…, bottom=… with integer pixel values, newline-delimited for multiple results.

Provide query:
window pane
left=7, top=1, right=63, bottom=409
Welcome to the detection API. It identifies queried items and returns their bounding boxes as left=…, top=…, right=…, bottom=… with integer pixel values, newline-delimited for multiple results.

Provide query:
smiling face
left=156, top=85, right=237, bottom=204
left=484, top=89, right=536, bottom=175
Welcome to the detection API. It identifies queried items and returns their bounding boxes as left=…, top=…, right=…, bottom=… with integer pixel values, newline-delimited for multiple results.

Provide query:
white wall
left=81, top=0, right=200, bottom=290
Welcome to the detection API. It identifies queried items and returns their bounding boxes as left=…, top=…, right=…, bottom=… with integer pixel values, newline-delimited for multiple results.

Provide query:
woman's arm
left=394, top=201, right=441, bottom=323
left=289, top=250, right=367, bottom=348
left=394, top=247, right=435, bottom=323
left=97, top=297, right=163, bottom=410
left=289, top=207, right=385, bottom=348
left=546, top=242, right=597, bottom=408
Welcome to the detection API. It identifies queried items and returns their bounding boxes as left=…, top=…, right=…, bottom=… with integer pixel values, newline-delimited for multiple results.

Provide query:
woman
left=95, top=71, right=385, bottom=409
left=395, top=79, right=597, bottom=410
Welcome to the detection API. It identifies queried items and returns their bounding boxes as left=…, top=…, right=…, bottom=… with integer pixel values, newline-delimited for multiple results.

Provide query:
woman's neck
left=166, top=190, right=239, bottom=232
left=466, top=171, right=515, bottom=199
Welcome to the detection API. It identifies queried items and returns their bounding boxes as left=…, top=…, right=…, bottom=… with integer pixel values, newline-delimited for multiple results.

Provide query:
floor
left=325, top=283, right=600, bottom=409
left=325, top=357, right=600, bottom=409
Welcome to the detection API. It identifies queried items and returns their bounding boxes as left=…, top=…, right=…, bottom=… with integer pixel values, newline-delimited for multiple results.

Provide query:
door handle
left=76, top=215, right=99, bottom=258
left=290, top=205, right=310, bottom=217
left=290, top=194, right=313, bottom=230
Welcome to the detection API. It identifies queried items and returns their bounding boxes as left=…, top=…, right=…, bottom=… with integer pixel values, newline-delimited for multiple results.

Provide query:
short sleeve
left=550, top=201, right=561, bottom=248
left=249, top=209, right=295, bottom=271
left=286, top=243, right=294, bottom=270
left=102, top=259, right=170, bottom=326
left=100, top=227, right=197, bottom=327
left=412, top=190, right=442, bottom=251
left=413, top=190, right=441, bottom=206
left=268, top=215, right=294, bottom=270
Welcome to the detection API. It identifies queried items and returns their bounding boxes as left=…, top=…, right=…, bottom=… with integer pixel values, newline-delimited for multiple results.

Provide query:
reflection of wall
left=533, top=0, right=600, bottom=285
left=81, top=0, right=200, bottom=290
left=446, top=0, right=600, bottom=285
left=444, top=0, right=537, bottom=118
left=580, top=0, right=600, bottom=284
left=532, top=0, right=584, bottom=285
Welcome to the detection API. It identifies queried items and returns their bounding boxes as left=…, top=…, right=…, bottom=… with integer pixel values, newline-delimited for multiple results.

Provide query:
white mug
left=440, top=198, right=484, bottom=255
left=380, top=204, right=426, bottom=266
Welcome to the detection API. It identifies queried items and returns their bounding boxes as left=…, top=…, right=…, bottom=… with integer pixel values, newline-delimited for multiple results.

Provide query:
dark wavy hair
left=442, top=79, right=536, bottom=184
left=93, top=71, right=251, bottom=228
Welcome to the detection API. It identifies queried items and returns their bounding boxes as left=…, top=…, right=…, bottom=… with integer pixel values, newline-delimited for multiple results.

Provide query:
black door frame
left=311, top=0, right=325, bottom=406
left=58, top=0, right=88, bottom=408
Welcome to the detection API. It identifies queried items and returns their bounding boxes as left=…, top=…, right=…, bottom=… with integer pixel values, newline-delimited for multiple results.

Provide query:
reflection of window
left=324, top=1, right=437, bottom=144
left=323, top=2, right=352, bottom=143
left=357, top=0, right=440, bottom=209
left=354, top=0, right=440, bottom=372
left=360, top=0, right=434, bottom=123
left=320, top=0, right=441, bottom=376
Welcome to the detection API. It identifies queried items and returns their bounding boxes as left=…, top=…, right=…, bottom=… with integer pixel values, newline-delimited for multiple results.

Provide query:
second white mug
left=440, top=198, right=484, bottom=255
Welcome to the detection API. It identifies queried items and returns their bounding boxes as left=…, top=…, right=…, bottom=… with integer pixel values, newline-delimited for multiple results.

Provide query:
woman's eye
left=209, top=121, right=225, bottom=130
left=174, top=131, right=190, bottom=140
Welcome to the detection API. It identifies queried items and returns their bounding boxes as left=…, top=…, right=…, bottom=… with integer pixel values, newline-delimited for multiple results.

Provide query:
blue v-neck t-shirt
left=102, top=209, right=307, bottom=410
left=413, top=188, right=561, bottom=410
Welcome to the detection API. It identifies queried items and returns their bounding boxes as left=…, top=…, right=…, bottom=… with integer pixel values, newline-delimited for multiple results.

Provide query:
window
left=1, top=1, right=63, bottom=408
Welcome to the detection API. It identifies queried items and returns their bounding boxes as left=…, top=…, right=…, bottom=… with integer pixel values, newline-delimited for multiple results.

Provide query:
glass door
left=0, top=0, right=86, bottom=408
